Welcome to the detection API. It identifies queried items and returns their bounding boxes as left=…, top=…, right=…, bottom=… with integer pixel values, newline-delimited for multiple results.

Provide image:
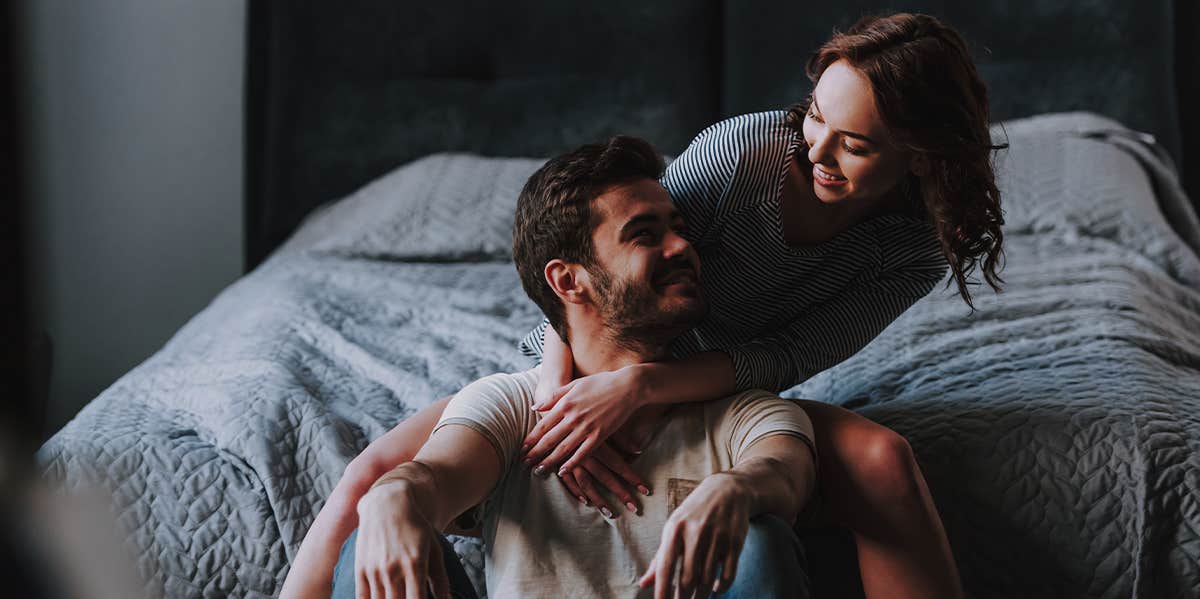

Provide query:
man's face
left=585, top=179, right=706, bottom=345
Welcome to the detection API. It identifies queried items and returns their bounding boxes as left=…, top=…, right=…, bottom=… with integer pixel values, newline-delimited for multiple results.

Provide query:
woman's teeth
left=815, top=167, right=845, bottom=182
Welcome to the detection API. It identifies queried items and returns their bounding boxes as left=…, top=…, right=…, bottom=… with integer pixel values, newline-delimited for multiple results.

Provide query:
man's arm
left=640, top=433, right=816, bottom=599
left=346, top=423, right=504, bottom=599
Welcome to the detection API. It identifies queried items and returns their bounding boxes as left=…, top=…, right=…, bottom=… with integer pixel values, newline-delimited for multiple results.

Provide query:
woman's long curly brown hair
left=784, top=12, right=1006, bottom=309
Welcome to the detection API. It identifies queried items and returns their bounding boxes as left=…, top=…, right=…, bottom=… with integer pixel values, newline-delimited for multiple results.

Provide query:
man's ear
left=544, top=259, right=591, bottom=305
left=910, top=153, right=931, bottom=178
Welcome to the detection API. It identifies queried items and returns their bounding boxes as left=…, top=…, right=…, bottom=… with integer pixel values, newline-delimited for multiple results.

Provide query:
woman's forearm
left=541, top=324, right=573, bottom=384
left=638, top=351, right=736, bottom=407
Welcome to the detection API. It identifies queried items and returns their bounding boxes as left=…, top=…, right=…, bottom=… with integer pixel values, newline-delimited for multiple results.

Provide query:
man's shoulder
left=448, top=369, right=539, bottom=413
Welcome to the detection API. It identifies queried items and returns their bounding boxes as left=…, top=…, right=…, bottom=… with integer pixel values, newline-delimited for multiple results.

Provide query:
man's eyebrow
left=619, top=211, right=683, bottom=238
left=811, top=97, right=877, bottom=144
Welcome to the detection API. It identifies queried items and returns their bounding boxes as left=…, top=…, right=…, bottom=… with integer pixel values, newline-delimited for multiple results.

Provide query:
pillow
left=284, top=153, right=544, bottom=261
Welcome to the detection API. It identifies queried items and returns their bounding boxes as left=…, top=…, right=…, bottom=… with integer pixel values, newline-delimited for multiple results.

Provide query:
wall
left=19, top=0, right=245, bottom=436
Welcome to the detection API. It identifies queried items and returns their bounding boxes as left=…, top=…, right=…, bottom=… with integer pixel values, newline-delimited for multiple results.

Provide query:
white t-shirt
left=432, top=368, right=815, bottom=599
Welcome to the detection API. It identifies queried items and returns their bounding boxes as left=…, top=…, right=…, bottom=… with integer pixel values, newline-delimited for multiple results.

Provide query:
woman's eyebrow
left=812, top=97, right=877, bottom=144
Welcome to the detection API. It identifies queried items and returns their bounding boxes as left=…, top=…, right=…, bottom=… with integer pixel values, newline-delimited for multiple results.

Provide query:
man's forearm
left=364, top=461, right=452, bottom=529
left=719, top=438, right=816, bottom=524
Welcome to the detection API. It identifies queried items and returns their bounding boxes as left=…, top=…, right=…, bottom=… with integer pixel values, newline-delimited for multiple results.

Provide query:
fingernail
left=600, top=506, right=614, bottom=518
left=578, top=495, right=588, bottom=505
left=625, top=501, right=638, bottom=514
left=533, top=465, right=549, bottom=478
left=558, top=468, right=568, bottom=477
left=520, top=443, right=530, bottom=453
left=713, top=580, right=722, bottom=593
left=523, top=457, right=533, bottom=466
left=637, top=485, right=651, bottom=496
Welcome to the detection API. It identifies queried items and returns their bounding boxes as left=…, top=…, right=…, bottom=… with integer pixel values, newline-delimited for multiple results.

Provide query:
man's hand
left=638, top=472, right=753, bottom=599
left=522, top=364, right=649, bottom=476
left=354, top=484, right=452, bottom=599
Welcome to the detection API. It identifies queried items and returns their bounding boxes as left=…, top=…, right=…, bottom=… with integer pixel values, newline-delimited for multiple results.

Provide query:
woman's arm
left=521, top=350, right=735, bottom=474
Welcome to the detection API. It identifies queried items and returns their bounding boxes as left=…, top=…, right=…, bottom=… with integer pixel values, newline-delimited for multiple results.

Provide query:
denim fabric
left=330, top=529, right=479, bottom=599
left=716, top=514, right=810, bottom=599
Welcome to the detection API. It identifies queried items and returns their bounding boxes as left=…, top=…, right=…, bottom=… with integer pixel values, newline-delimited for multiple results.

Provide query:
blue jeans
left=718, top=514, right=810, bottom=599
left=330, top=515, right=807, bottom=599
left=330, top=530, right=479, bottom=599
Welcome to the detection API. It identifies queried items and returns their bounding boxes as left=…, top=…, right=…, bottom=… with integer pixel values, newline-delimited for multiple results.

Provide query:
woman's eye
left=842, top=142, right=866, bottom=156
left=807, top=110, right=823, bottom=123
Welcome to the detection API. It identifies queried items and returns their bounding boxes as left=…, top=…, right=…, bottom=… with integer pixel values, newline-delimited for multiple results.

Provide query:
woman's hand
left=354, top=486, right=452, bottom=599
left=638, top=472, right=752, bottom=599
left=555, top=441, right=652, bottom=517
left=521, top=364, right=649, bottom=476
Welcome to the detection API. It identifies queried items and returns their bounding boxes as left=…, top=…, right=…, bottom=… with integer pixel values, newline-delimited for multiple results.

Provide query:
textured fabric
left=519, top=111, right=946, bottom=392
left=434, top=369, right=813, bottom=599
left=36, top=113, right=1200, bottom=598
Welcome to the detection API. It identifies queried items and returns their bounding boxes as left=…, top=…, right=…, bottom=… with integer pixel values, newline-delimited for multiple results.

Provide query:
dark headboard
left=246, top=0, right=1200, bottom=269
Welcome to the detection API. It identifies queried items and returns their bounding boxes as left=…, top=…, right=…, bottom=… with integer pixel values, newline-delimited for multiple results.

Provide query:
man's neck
left=564, top=310, right=671, bottom=377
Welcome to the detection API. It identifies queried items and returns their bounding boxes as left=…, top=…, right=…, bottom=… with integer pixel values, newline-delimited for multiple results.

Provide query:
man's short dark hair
left=512, top=135, right=665, bottom=344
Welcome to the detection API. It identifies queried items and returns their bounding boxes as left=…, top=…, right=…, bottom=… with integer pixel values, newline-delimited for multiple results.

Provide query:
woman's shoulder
left=687, top=110, right=793, bottom=151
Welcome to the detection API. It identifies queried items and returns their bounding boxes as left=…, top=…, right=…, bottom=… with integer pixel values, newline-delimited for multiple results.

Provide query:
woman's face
left=801, top=59, right=915, bottom=206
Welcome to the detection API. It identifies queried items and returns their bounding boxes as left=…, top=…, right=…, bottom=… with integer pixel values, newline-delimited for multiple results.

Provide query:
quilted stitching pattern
left=38, top=113, right=1200, bottom=598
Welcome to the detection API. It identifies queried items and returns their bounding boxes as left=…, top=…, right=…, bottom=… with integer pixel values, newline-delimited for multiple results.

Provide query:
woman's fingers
left=638, top=558, right=657, bottom=587
left=556, top=468, right=588, bottom=505
left=522, top=412, right=573, bottom=467
left=593, top=443, right=651, bottom=497
left=573, top=466, right=613, bottom=516
left=580, top=454, right=640, bottom=514
left=357, top=569, right=370, bottom=599
left=609, top=430, right=643, bottom=456
left=553, top=434, right=602, bottom=477
left=531, top=378, right=573, bottom=411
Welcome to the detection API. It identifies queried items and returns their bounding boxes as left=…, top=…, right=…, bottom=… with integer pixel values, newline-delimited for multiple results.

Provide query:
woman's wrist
left=628, top=362, right=663, bottom=406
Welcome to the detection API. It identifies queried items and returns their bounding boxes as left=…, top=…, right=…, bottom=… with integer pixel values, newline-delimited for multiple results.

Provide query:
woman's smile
left=813, top=164, right=848, bottom=187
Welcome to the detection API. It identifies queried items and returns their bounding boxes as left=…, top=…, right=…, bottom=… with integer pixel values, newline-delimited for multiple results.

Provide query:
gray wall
left=19, top=0, right=246, bottom=435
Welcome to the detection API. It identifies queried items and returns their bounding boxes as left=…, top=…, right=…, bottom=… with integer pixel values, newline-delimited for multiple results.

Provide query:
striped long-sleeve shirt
left=519, top=110, right=948, bottom=393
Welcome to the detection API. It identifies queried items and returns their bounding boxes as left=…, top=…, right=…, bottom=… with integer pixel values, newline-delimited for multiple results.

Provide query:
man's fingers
left=638, top=558, right=657, bottom=587
left=719, top=540, right=741, bottom=592
left=700, top=535, right=725, bottom=595
left=402, top=558, right=422, bottom=599
left=356, top=569, right=370, bottom=599
left=428, top=539, right=452, bottom=599
left=581, top=455, right=640, bottom=514
left=654, top=529, right=681, bottom=599
left=593, top=443, right=650, bottom=497
left=555, top=435, right=602, bottom=477
left=678, top=525, right=710, bottom=598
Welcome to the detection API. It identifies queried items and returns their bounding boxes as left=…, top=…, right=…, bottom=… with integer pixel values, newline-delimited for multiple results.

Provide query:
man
left=333, top=136, right=817, bottom=599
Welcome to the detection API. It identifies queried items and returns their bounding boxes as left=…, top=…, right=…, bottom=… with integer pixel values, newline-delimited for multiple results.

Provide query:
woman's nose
left=808, top=131, right=834, bottom=165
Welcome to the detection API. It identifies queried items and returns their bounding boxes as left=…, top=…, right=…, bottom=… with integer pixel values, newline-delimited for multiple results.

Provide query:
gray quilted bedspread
left=38, top=112, right=1200, bottom=598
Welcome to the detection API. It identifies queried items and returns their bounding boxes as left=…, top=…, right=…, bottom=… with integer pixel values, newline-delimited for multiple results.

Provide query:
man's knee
left=720, top=515, right=809, bottom=599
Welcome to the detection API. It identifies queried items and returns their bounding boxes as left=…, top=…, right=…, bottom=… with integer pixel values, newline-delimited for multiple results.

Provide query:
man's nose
left=663, top=229, right=696, bottom=261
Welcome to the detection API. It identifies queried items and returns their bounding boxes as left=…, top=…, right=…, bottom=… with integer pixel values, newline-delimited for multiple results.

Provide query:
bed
left=38, top=1, right=1200, bottom=598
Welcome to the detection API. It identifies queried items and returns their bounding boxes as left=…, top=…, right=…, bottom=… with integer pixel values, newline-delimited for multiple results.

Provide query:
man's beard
left=589, top=261, right=707, bottom=355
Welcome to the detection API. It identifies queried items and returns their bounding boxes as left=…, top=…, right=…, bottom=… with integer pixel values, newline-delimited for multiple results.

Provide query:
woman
left=283, top=12, right=1003, bottom=599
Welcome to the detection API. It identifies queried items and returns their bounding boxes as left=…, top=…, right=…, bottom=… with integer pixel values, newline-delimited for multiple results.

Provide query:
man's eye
left=807, top=110, right=823, bottom=123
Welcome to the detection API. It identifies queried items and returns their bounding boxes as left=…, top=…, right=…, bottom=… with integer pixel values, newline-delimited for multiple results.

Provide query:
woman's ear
left=544, top=259, right=591, bottom=305
left=910, top=153, right=931, bottom=178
